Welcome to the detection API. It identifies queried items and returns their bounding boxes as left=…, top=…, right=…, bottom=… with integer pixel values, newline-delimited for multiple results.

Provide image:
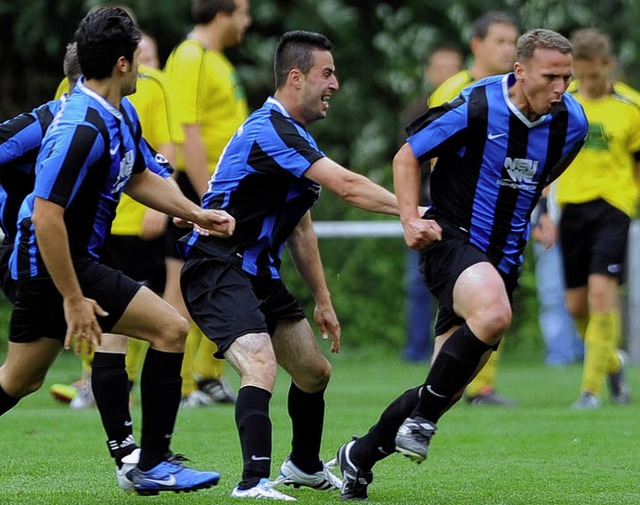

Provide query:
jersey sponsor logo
left=498, top=157, right=539, bottom=190
left=488, top=132, right=507, bottom=140
left=584, top=122, right=609, bottom=151
left=112, top=149, right=135, bottom=194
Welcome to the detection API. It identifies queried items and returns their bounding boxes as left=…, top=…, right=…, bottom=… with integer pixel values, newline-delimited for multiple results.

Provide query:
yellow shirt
left=164, top=39, right=248, bottom=173
left=428, top=70, right=475, bottom=108
left=54, top=65, right=174, bottom=235
left=556, top=84, right=640, bottom=217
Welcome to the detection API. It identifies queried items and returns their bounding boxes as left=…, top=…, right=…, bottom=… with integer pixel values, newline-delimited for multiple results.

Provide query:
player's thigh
left=111, top=285, right=188, bottom=349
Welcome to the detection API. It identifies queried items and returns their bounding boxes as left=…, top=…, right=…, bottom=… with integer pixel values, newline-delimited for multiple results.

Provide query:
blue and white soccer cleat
left=129, top=458, right=220, bottom=496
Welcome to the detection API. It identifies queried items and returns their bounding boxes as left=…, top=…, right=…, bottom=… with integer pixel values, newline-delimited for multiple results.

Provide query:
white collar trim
left=76, top=78, right=123, bottom=120
left=502, top=74, right=547, bottom=128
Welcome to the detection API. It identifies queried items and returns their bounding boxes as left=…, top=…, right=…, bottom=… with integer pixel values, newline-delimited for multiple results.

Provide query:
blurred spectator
left=400, top=44, right=463, bottom=363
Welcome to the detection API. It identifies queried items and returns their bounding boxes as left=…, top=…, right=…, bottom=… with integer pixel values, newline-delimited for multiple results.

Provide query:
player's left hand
left=314, top=300, right=341, bottom=353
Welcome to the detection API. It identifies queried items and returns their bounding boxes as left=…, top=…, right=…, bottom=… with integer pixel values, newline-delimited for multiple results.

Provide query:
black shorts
left=0, top=241, right=16, bottom=304
left=104, top=234, right=166, bottom=293
left=559, top=199, right=630, bottom=288
left=165, top=171, right=201, bottom=260
left=180, top=256, right=305, bottom=358
left=9, top=259, right=142, bottom=343
left=420, top=221, right=518, bottom=336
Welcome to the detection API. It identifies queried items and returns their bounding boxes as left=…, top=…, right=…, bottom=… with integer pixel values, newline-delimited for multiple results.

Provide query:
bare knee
left=293, top=357, right=331, bottom=393
left=469, top=304, right=511, bottom=345
left=149, top=314, right=190, bottom=352
left=0, top=367, right=45, bottom=399
left=226, top=334, right=278, bottom=391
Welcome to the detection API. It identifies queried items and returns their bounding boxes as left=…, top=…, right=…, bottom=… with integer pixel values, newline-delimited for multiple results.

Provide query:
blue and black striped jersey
left=181, top=97, right=324, bottom=278
left=0, top=98, right=63, bottom=242
left=9, top=79, right=172, bottom=280
left=406, top=73, right=588, bottom=275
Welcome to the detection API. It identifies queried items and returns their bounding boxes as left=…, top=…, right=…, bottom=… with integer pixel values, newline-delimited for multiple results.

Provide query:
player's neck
left=469, top=62, right=496, bottom=81
left=84, top=78, right=124, bottom=109
left=189, top=25, right=224, bottom=52
left=273, top=90, right=308, bottom=126
left=577, top=81, right=611, bottom=100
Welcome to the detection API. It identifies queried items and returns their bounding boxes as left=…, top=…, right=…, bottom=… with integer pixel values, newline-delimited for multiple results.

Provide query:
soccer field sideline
left=1, top=350, right=639, bottom=504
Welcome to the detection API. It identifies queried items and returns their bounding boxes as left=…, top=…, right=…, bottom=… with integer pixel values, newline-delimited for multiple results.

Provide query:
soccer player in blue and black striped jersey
left=179, top=30, right=411, bottom=500
left=336, top=29, right=589, bottom=501
left=0, top=7, right=234, bottom=496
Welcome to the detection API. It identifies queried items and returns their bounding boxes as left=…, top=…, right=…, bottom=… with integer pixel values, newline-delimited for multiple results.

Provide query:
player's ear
left=513, top=61, right=524, bottom=81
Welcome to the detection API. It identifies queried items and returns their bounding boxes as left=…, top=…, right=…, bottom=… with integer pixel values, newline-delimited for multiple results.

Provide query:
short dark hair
left=75, top=7, right=141, bottom=80
left=192, top=0, right=235, bottom=25
left=471, top=11, right=518, bottom=40
left=274, top=31, right=333, bottom=89
left=516, top=29, right=572, bottom=63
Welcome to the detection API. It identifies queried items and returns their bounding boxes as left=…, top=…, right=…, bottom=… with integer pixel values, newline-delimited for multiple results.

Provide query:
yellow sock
left=180, top=323, right=201, bottom=396
left=80, top=341, right=94, bottom=377
left=466, top=346, right=501, bottom=397
left=125, top=338, right=148, bottom=383
left=193, top=326, right=224, bottom=381
left=574, top=316, right=588, bottom=340
left=581, top=311, right=620, bottom=396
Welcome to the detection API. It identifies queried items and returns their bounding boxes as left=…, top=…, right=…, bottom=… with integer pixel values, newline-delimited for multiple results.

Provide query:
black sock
left=413, top=324, right=491, bottom=422
left=351, top=386, right=420, bottom=470
left=287, top=382, right=325, bottom=474
left=0, top=383, right=19, bottom=416
left=138, top=348, right=183, bottom=471
left=92, top=351, right=136, bottom=467
left=235, top=385, right=272, bottom=490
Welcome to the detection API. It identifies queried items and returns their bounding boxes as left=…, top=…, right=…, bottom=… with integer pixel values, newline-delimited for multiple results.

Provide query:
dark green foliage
left=3, top=0, right=638, bottom=351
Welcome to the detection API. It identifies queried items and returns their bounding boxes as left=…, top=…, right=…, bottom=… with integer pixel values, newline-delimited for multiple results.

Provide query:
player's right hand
left=63, top=295, right=108, bottom=355
left=193, top=209, right=236, bottom=238
left=402, top=217, right=442, bottom=250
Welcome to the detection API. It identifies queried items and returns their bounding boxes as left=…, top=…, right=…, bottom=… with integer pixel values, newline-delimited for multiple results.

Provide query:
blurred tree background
left=0, top=0, right=639, bottom=355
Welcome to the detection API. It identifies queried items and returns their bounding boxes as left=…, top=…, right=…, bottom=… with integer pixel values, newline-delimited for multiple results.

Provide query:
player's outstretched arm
left=305, top=157, right=398, bottom=216
left=125, top=169, right=235, bottom=238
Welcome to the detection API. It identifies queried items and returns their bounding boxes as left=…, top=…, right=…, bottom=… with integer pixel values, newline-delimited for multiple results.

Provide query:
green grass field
left=1, top=349, right=639, bottom=505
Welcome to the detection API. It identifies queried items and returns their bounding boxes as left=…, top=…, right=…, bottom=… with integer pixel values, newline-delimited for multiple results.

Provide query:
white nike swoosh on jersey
left=251, top=455, right=271, bottom=461
left=426, top=384, right=447, bottom=398
left=143, top=475, right=177, bottom=486
left=488, top=132, right=507, bottom=140
left=110, top=144, right=120, bottom=156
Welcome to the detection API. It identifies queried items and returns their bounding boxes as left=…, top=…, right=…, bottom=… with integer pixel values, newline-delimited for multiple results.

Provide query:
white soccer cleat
left=116, top=448, right=140, bottom=492
left=231, top=478, right=296, bottom=501
left=272, top=457, right=342, bottom=490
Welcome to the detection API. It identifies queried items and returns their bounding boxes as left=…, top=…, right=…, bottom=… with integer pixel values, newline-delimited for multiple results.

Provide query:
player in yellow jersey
left=428, top=11, right=519, bottom=406
left=164, top=0, right=251, bottom=407
left=554, top=29, right=640, bottom=409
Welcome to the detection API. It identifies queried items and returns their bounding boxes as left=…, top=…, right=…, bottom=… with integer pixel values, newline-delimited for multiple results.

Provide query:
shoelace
left=166, top=453, right=191, bottom=466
